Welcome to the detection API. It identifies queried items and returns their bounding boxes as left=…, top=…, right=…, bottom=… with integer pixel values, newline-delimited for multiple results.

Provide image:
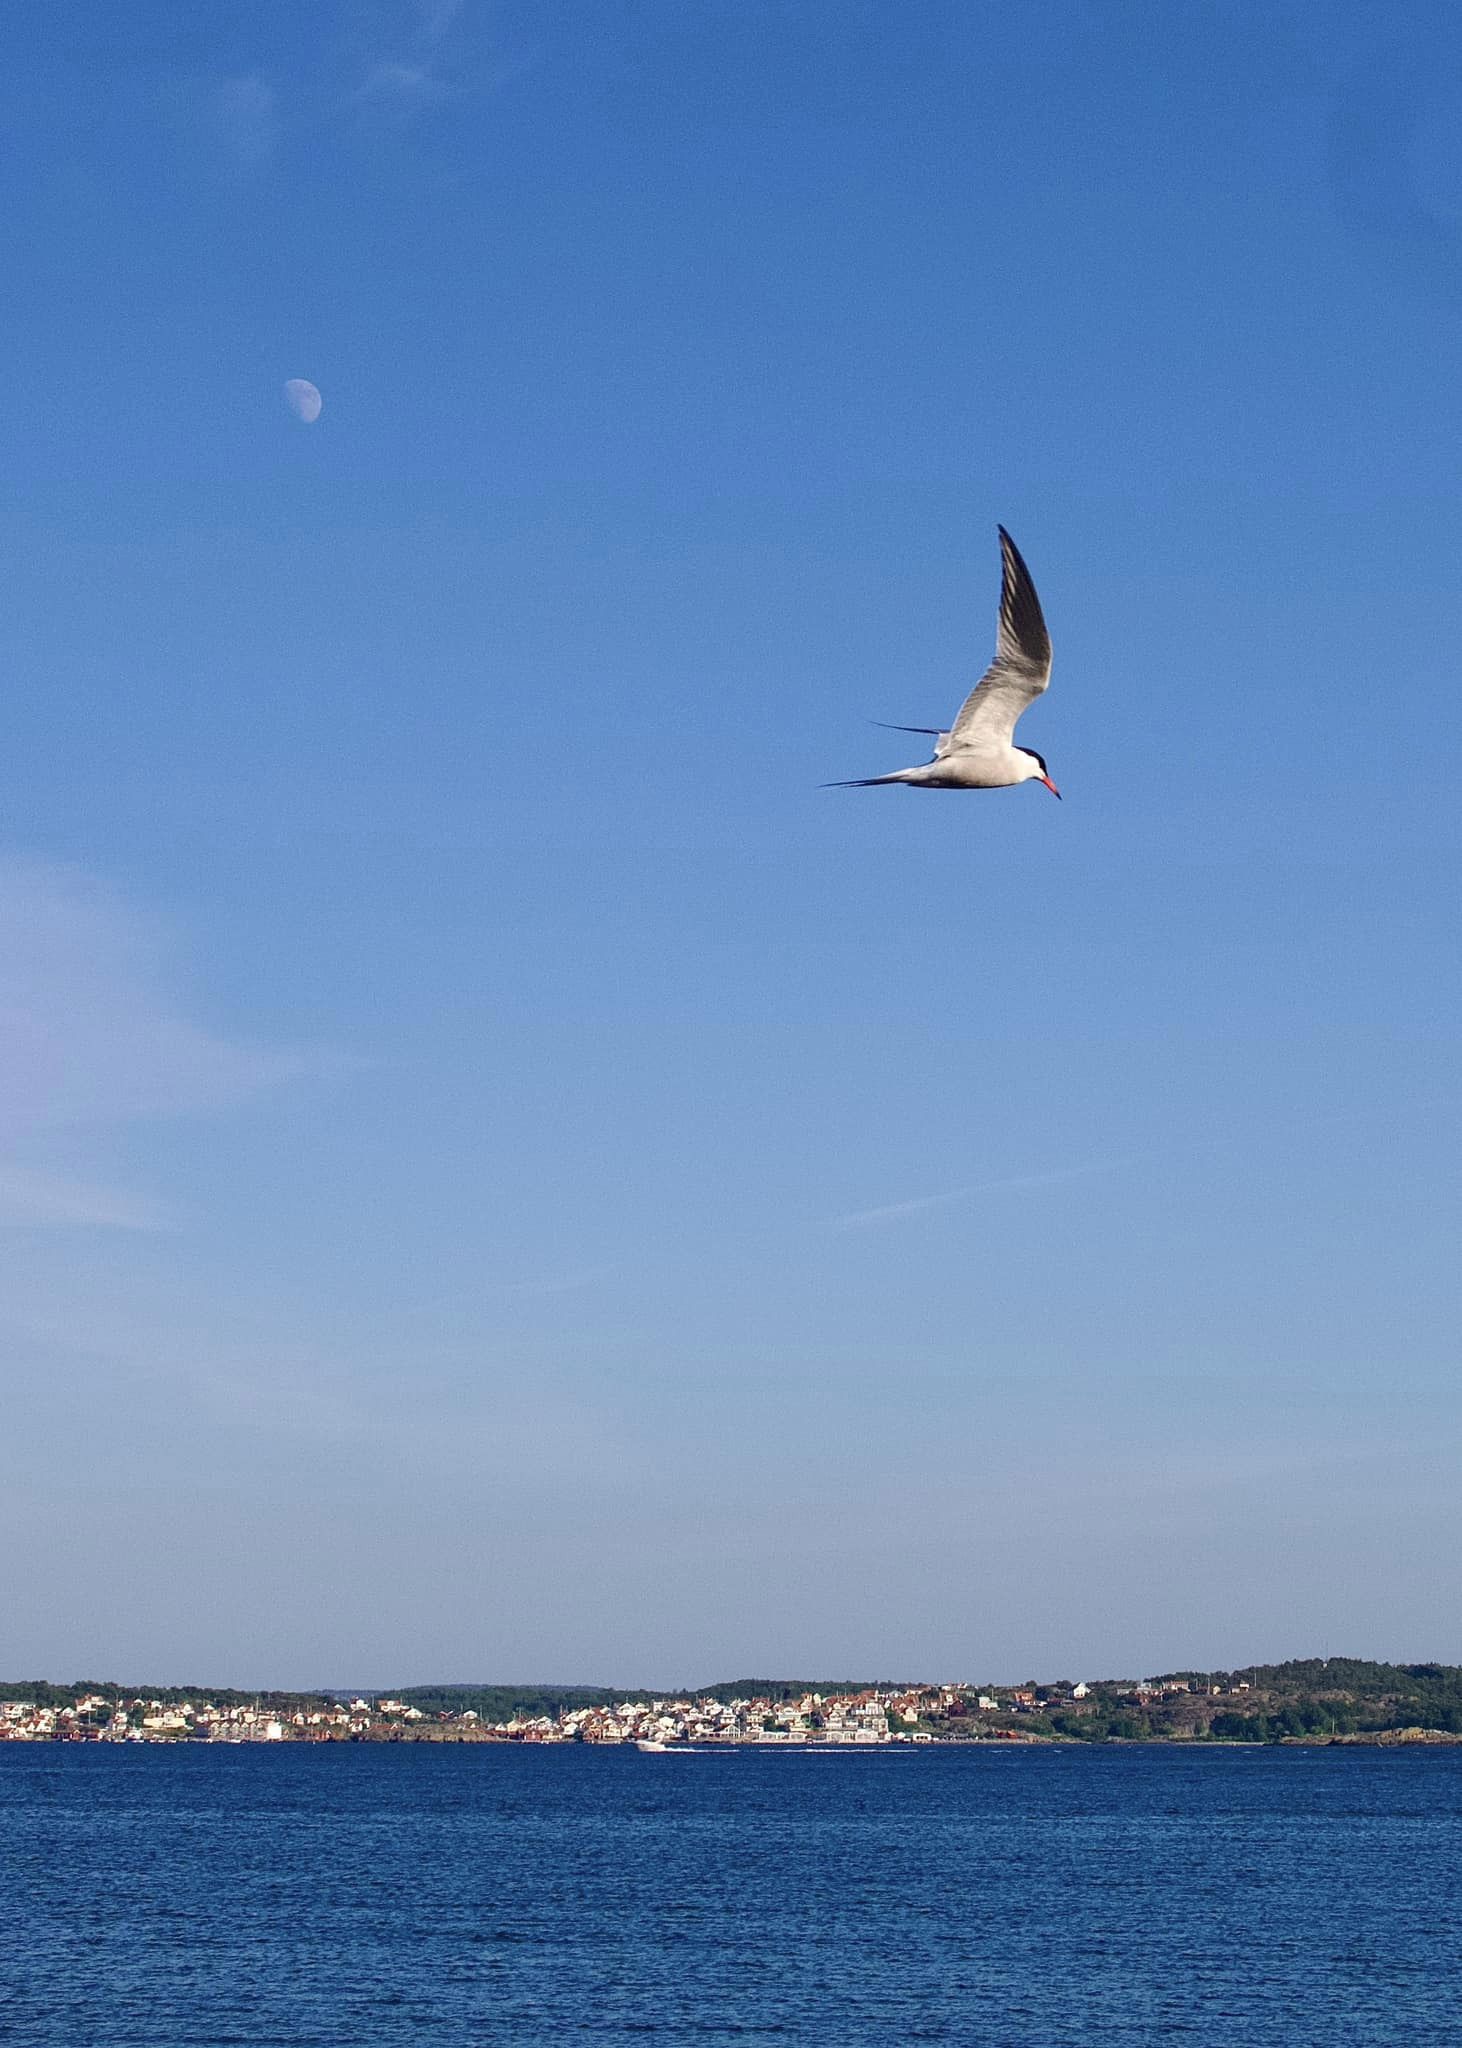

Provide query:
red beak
left=1039, top=774, right=1062, bottom=800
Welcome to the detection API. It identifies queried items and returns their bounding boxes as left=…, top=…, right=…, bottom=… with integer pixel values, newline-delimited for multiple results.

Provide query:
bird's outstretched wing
left=942, top=527, right=1053, bottom=754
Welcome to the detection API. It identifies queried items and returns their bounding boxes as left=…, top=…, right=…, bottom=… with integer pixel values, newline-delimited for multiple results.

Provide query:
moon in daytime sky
left=283, top=378, right=323, bottom=424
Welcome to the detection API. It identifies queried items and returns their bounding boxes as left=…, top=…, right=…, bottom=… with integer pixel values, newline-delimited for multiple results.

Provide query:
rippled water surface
left=4, top=1743, right=1462, bottom=2044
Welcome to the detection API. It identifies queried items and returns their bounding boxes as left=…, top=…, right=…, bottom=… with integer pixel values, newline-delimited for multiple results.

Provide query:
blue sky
left=3, top=0, right=1461, bottom=1688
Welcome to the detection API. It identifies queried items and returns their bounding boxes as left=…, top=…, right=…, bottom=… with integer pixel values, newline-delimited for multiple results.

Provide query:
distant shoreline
left=8, top=1735, right=1462, bottom=1754
left=8, top=1661, right=1462, bottom=1748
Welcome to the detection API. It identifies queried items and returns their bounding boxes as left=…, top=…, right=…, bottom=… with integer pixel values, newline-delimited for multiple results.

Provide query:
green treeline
left=0, top=1679, right=326, bottom=1712
left=390, top=1679, right=895, bottom=1718
left=932, top=1659, right=1462, bottom=1742
left=692, top=1679, right=897, bottom=1705
left=392, top=1685, right=651, bottom=1721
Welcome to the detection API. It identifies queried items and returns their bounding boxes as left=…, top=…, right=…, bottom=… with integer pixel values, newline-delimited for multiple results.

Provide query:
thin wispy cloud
left=826, top=1092, right=1462, bottom=1240
left=356, top=60, right=450, bottom=102
left=826, top=1161, right=1123, bottom=1232
left=352, top=2, right=537, bottom=113
left=0, top=859, right=316, bottom=1133
left=165, top=69, right=278, bottom=178
left=0, top=857, right=334, bottom=1228
left=211, top=73, right=278, bottom=170
left=489, top=1264, right=617, bottom=1300
left=0, top=1164, right=172, bottom=1234
left=417, top=0, right=465, bottom=41
left=354, top=0, right=466, bottom=106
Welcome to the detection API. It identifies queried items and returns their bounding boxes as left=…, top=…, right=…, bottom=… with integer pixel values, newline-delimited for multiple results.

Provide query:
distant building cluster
left=1, top=1696, right=298, bottom=1743
left=2, top=1688, right=917, bottom=1745
left=512, top=1689, right=914, bottom=1745
left=0, top=1693, right=450, bottom=1744
left=0, top=1674, right=1275, bottom=1746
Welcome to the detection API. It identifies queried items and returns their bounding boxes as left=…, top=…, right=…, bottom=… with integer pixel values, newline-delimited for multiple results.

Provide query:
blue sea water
left=4, top=1743, right=1461, bottom=2045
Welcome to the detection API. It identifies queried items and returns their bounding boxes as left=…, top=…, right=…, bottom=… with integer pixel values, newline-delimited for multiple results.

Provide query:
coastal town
left=0, top=1684, right=984, bottom=1745
left=0, top=1671, right=1331, bottom=1746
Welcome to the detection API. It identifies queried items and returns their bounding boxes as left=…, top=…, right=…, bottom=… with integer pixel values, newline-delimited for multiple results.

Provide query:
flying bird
left=827, top=527, right=1059, bottom=796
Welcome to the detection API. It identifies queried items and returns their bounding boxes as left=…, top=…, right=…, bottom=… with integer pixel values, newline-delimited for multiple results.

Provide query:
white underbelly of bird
left=839, top=746, right=1044, bottom=791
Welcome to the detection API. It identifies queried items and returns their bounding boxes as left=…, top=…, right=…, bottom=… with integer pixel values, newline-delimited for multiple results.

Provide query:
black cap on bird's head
left=1019, top=746, right=1061, bottom=799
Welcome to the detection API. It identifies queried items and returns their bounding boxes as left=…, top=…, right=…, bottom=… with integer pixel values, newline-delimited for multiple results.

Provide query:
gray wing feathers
left=993, top=526, right=1051, bottom=674
left=945, top=527, right=1053, bottom=752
